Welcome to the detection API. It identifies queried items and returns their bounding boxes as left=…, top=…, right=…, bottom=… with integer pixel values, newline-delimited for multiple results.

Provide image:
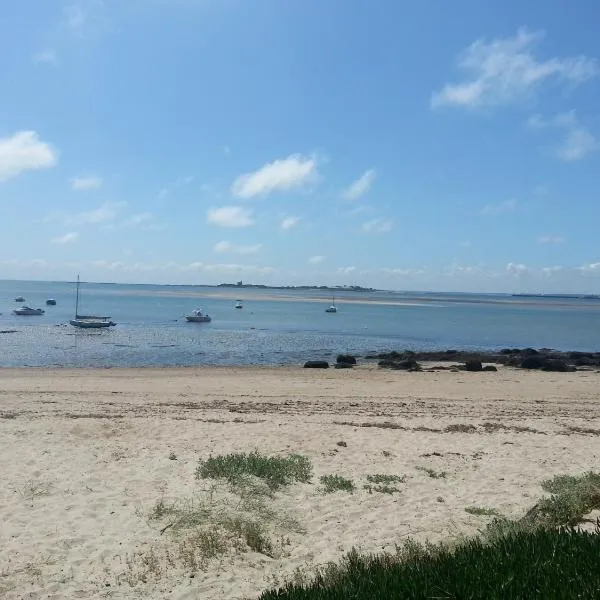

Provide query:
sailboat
left=69, top=275, right=116, bottom=328
left=325, top=296, right=337, bottom=313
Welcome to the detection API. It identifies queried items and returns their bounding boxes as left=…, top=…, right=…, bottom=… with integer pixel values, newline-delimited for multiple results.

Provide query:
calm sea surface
left=1, top=280, right=599, bottom=367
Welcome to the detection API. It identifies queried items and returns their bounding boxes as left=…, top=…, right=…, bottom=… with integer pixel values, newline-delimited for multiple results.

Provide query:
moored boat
left=185, top=309, right=212, bottom=323
left=13, top=306, right=45, bottom=316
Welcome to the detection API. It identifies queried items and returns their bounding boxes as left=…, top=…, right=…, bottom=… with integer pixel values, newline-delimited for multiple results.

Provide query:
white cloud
left=506, top=262, right=530, bottom=276
left=538, top=235, right=564, bottom=245
left=182, top=262, right=275, bottom=276
left=432, top=28, right=598, bottom=109
left=528, top=111, right=598, bottom=161
left=51, top=232, right=79, bottom=244
left=207, top=206, right=254, bottom=228
left=32, top=49, right=58, bottom=66
left=338, top=266, right=356, bottom=275
left=0, top=131, right=58, bottom=182
left=70, top=175, right=103, bottom=191
left=68, top=201, right=125, bottom=225
left=542, top=266, right=563, bottom=275
left=231, top=154, right=318, bottom=199
left=213, top=240, right=262, bottom=255
left=380, top=268, right=425, bottom=276
left=308, top=255, right=325, bottom=265
left=481, top=199, right=518, bottom=216
left=362, top=218, right=393, bottom=233
left=125, top=212, right=154, bottom=226
left=342, top=169, right=376, bottom=200
left=578, top=262, right=600, bottom=274
left=157, top=175, right=194, bottom=199
left=280, top=216, right=300, bottom=230
left=63, top=1, right=104, bottom=36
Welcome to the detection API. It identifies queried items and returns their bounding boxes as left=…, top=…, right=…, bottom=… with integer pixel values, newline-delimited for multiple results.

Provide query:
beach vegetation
left=257, top=527, right=600, bottom=599
left=196, top=451, right=312, bottom=490
left=416, top=467, right=447, bottom=479
left=319, top=475, right=355, bottom=494
left=464, top=506, right=501, bottom=517
left=444, top=423, right=477, bottom=433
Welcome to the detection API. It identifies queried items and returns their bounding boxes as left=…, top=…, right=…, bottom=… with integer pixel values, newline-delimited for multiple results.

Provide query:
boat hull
left=70, top=319, right=115, bottom=328
left=185, top=316, right=212, bottom=322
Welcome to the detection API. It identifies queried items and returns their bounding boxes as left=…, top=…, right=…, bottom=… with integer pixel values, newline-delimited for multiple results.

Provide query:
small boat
left=46, top=299, right=57, bottom=306
left=15, top=297, right=25, bottom=302
left=13, top=306, right=45, bottom=316
left=185, top=309, right=212, bottom=323
left=70, top=275, right=116, bottom=329
left=325, top=296, right=337, bottom=313
left=235, top=300, right=243, bottom=309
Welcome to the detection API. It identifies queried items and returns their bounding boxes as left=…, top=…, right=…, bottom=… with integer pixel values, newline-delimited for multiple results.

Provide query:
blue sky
left=1, top=0, right=599, bottom=292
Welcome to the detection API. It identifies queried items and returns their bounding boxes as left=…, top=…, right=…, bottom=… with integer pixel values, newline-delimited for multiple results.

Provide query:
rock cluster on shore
left=366, top=348, right=599, bottom=372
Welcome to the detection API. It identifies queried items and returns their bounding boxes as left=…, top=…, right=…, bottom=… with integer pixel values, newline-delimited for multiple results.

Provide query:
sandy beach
left=2, top=365, right=600, bottom=599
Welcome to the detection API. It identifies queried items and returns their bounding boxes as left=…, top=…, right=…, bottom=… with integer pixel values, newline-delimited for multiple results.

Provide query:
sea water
left=0, top=280, right=599, bottom=367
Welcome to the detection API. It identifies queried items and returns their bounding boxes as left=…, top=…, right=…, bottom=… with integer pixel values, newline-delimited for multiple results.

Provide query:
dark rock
left=334, top=362, right=353, bottom=369
left=304, top=360, right=329, bottom=369
left=336, top=354, right=357, bottom=365
left=378, top=359, right=421, bottom=371
left=522, top=348, right=539, bottom=356
left=542, top=359, right=573, bottom=372
left=521, top=356, right=545, bottom=369
left=501, top=348, right=521, bottom=355
left=483, top=365, right=498, bottom=372
left=465, top=360, right=483, bottom=372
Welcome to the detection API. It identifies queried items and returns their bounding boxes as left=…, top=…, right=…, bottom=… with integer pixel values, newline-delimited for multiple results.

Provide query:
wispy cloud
left=280, top=216, right=300, bottom=230
left=32, top=49, right=58, bottom=66
left=67, top=201, right=125, bottom=225
left=231, top=154, right=318, bottom=199
left=338, top=266, right=356, bottom=275
left=380, top=267, right=425, bottom=276
left=0, top=131, right=58, bottom=182
left=207, top=206, right=254, bottom=228
left=51, top=232, right=79, bottom=244
left=578, top=262, right=600, bottom=274
left=124, top=213, right=157, bottom=228
left=157, top=175, right=194, bottom=199
left=362, top=218, right=393, bottom=233
left=308, top=255, right=325, bottom=265
left=538, top=235, right=565, bottom=245
left=481, top=199, right=518, bottom=216
left=342, top=169, right=376, bottom=200
left=63, top=0, right=104, bottom=37
left=213, top=240, right=262, bottom=255
left=432, top=28, right=598, bottom=109
left=529, top=111, right=598, bottom=161
left=506, top=262, right=530, bottom=276
left=182, top=262, right=275, bottom=276
left=70, top=175, right=103, bottom=191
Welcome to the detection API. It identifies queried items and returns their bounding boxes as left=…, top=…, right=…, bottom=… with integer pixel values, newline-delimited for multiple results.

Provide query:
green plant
left=465, top=506, right=501, bottom=517
left=416, top=467, right=447, bottom=479
left=258, top=528, right=600, bottom=600
left=196, top=451, right=312, bottom=490
left=168, top=451, right=177, bottom=460
left=319, top=475, right=355, bottom=494
left=363, top=484, right=400, bottom=495
left=366, top=474, right=406, bottom=485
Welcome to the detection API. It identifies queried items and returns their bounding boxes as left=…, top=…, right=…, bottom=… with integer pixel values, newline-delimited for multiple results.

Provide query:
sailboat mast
left=75, top=275, right=80, bottom=317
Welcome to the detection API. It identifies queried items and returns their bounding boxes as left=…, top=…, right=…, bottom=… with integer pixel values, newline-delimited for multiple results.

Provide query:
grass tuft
left=365, top=474, right=406, bottom=485
left=465, top=506, right=501, bottom=517
left=416, top=467, right=447, bottom=479
left=319, top=475, right=355, bottom=494
left=196, top=451, right=312, bottom=490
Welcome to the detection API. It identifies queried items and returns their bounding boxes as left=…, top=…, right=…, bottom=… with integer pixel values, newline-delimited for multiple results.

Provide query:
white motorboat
left=46, top=299, right=57, bottom=306
left=13, top=306, right=45, bottom=316
left=235, top=300, right=243, bottom=309
left=325, top=296, right=337, bottom=313
left=185, top=309, right=212, bottom=323
left=69, top=275, right=116, bottom=329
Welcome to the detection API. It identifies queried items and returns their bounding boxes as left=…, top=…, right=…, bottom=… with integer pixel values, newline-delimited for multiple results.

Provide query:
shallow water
left=1, top=280, right=599, bottom=367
